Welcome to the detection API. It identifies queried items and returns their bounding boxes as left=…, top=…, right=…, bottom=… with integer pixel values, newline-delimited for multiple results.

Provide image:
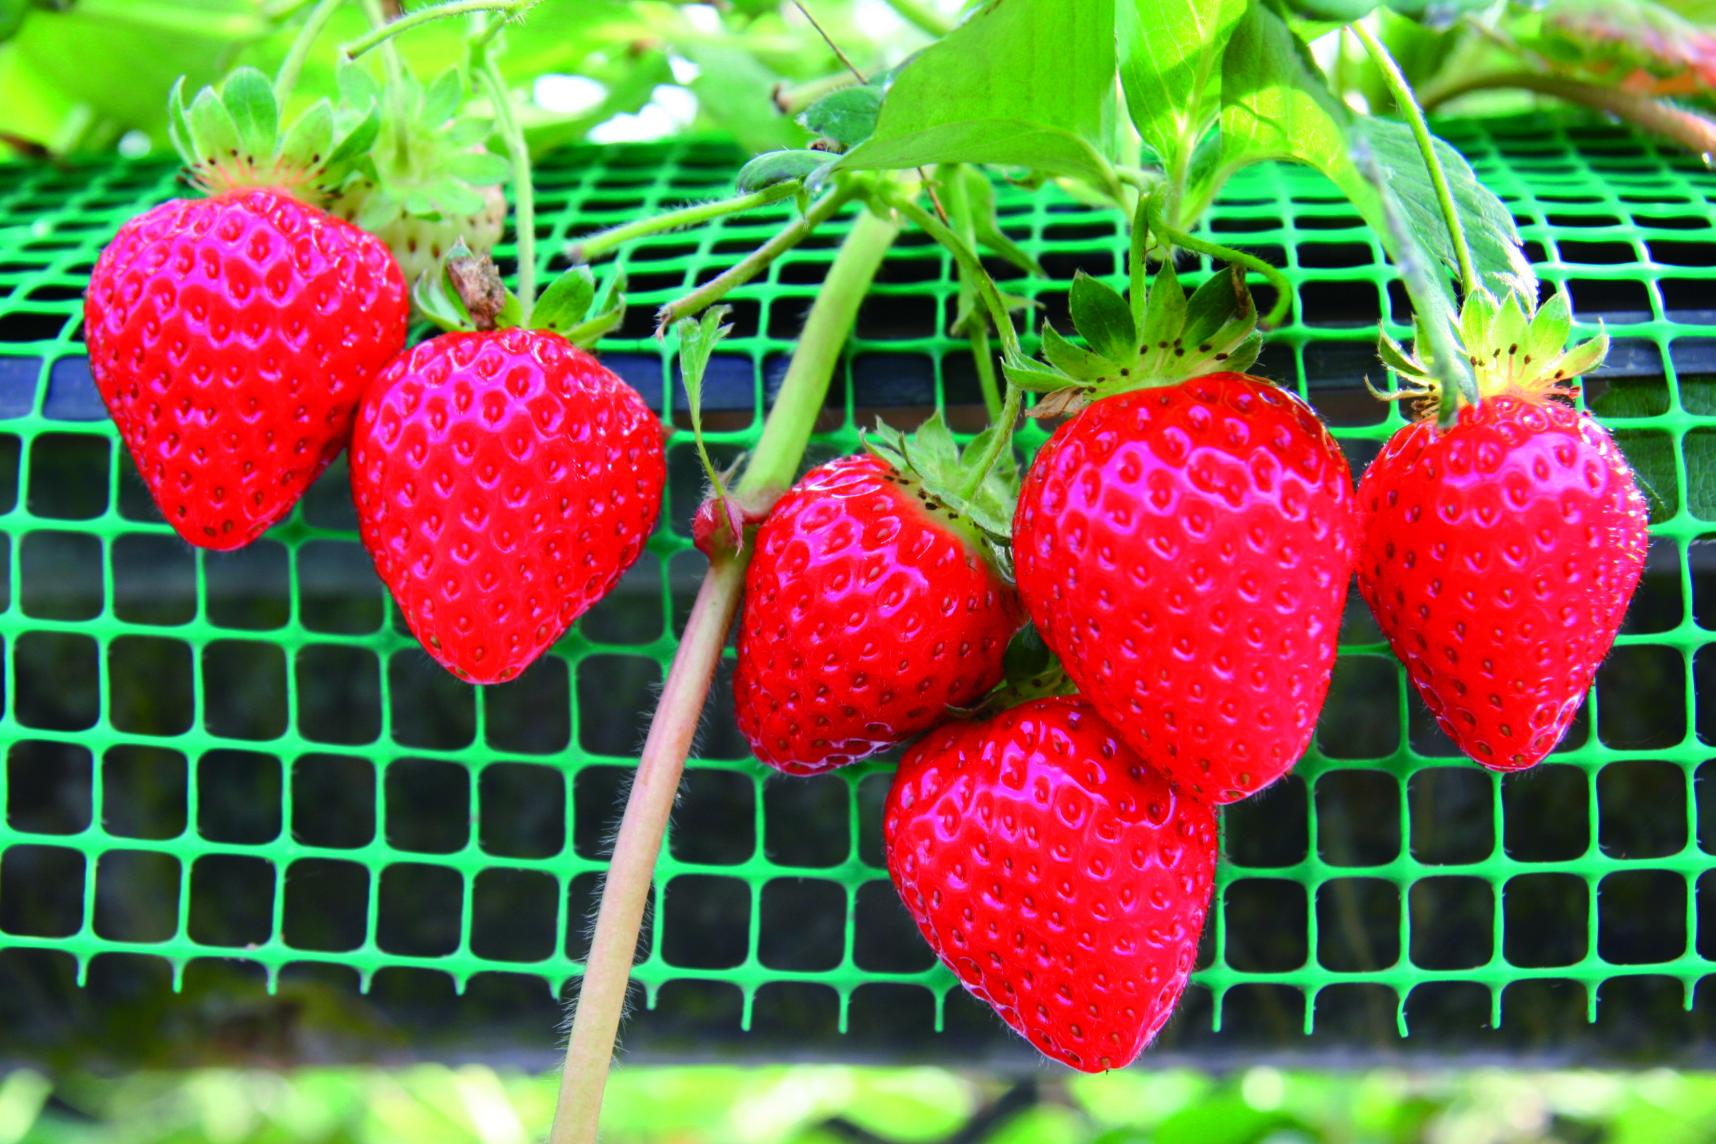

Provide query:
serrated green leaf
left=1068, top=273, right=1137, bottom=361
left=837, top=0, right=1120, bottom=193
left=1118, top=0, right=1246, bottom=175
left=1041, top=323, right=1117, bottom=381
left=532, top=267, right=597, bottom=333
left=1204, top=5, right=1374, bottom=222
left=220, top=67, right=277, bottom=162
left=1362, top=117, right=1537, bottom=300
left=799, top=84, right=883, bottom=148
left=277, top=100, right=334, bottom=174
left=735, top=150, right=827, bottom=194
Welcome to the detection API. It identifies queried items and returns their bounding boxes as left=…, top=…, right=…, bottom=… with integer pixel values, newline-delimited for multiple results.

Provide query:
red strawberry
left=733, top=430, right=1023, bottom=775
left=1357, top=291, right=1648, bottom=770
left=350, top=327, right=664, bottom=684
left=1014, top=373, right=1357, bottom=804
left=86, top=185, right=406, bottom=548
left=885, top=695, right=1216, bottom=1072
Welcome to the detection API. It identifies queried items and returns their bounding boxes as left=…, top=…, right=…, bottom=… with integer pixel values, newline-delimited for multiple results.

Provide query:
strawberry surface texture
left=350, top=328, right=664, bottom=684
left=734, top=454, right=1022, bottom=775
left=885, top=695, right=1217, bottom=1072
left=1013, top=373, right=1358, bottom=804
left=1357, top=395, right=1648, bottom=770
left=85, top=189, right=408, bottom=549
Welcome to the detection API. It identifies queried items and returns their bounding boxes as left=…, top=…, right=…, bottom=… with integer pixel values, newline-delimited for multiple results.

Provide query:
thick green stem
left=886, top=194, right=1021, bottom=360
left=942, top=168, right=1003, bottom=421
left=342, top=0, right=525, bottom=59
left=476, top=55, right=537, bottom=309
left=572, top=183, right=801, bottom=263
left=272, top=0, right=344, bottom=103
left=656, top=185, right=857, bottom=330
left=881, top=0, right=953, bottom=38
left=549, top=206, right=900, bottom=1144
left=1423, top=71, right=1716, bottom=155
left=1146, top=198, right=1294, bottom=328
left=1351, top=20, right=1479, bottom=299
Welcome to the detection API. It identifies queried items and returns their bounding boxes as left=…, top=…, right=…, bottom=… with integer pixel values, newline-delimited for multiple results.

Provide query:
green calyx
left=1002, top=259, right=1264, bottom=419
left=863, top=411, right=1018, bottom=549
left=168, top=66, right=379, bottom=198
left=337, top=65, right=507, bottom=234
left=414, top=240, right=626, bottom=347
left=1378, top=286, right=1608, bottom=422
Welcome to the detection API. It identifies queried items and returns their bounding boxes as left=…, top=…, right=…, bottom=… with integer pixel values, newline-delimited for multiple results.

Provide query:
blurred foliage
left=0, top=0, right=957, bottom=159
left=4, top=1065, right=1716, bottom=1143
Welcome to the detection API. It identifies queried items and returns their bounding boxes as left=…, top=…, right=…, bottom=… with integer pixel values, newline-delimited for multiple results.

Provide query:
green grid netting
left=0, top=113, right=1713, bottom=1045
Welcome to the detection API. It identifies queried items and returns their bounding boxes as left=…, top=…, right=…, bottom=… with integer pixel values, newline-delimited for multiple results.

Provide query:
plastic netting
left=0, top=114, right=1712, bottom=1055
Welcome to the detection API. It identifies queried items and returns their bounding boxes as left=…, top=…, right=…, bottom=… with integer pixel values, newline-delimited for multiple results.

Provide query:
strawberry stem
left=272, top=0, right=344, bottom=103
left=550, top=205, right=901, bottom=1144
left=1351, top=20, right=1480, bottom=300
left=1144, top=196, right=1293, bottom=329
left=571, top=182, right=803, bottom=263
left=341, top=0, right=530, bottom=59
left=655, top=184, right=858, bottom=331
left=943, top=167, right=1004, bottom=421
left=475, top=52, right=537, bottom=309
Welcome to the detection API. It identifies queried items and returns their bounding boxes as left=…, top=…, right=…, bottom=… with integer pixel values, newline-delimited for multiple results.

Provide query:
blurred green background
left=8, top=1064, right=1716, bottom=1143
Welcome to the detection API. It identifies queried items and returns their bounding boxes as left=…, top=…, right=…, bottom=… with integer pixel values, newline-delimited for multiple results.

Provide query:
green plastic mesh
left=0, top=114, right=1712, bottom=1048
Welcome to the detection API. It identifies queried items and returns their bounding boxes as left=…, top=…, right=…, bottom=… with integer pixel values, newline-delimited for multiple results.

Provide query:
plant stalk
left=885, top=195, right=1021, bottom=360
left=476, top=54, right=537, bottom=309
left=1351, top=20, right=1480, bottom=299
left=342, top=0, right=525, bottom=59
left=655, top=185, right=857, bottom=330
left=571, top=183, right=802, bottom=263
left=1147, top=199, right=1294, bottom=328
left=1422, top=71, right=1716, bottom=156
left=273, top=0, right=345, bottom=103
left=549, top=206, right=901, bottom=1144
left=942, top=168, right=1003, bottom=422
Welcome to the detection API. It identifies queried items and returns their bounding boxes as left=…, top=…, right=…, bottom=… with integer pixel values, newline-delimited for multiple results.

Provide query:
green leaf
left=1558, top=327, right=1611, bottom=379
left=676, top=306, right=734, bottom=498
left=422, top=68, right=464, bottom=127
left=799, top=84, right=883, bottom=148
left=1206, top=4, right=1373, bottom=217
left=1180, top=264, right=1250, bottom=351
left=1140, top=258, right=1189, bottom=351
left=1360, top=117, right=1538, bottom=300
left=735, top=150, right=828, bottom=193
left=532, top=267, right=597, bottom=334
left=561, top=269, right=627, bottom=349
left=838, top=0, right=1120, bottom=194
left=1286, top=0, right=1377, bottom=17
left=957, top=165, right=1043, bottom=276
left=1527, top=290, right=1574, bottom=363
left=185, top=85, right=240, bottom=167
left=446, top=149, right=510, bottom=185
left=1117, top=0, right=1245, bottom=174
left=276, top=100, right=333, bottom=174
left=1041, top=323, right=1117, bottom=381
left=1002, top=352, right=1077, bottom=393
left=219, top=67, right=277, bottom=162
left=1068, top=272, right=1137, bottom=360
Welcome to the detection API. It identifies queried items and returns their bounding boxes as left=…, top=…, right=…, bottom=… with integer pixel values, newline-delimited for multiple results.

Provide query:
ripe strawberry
left=85, top=71, right=407, bottom=549
left=885, top=695, right=1216, bottom=1072
left=351, top=324, right=662, bottom=685
left=1006, top=267, right=1357, bottom=804
left=733, top=416, right=1024, bottom=775
left=1358, top=290, right=1648, bottom=770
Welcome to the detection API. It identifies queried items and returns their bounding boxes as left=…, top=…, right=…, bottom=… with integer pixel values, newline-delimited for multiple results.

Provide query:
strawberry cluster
left=730, top=252, right=1646, bottom=1071
left=85, top=68, right=665, bottom=687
